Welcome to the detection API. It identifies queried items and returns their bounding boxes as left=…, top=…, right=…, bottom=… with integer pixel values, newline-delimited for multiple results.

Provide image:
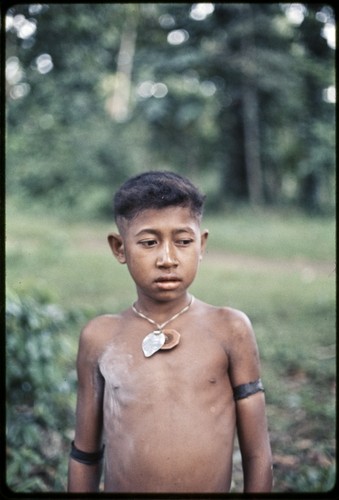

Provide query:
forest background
left=5, top=2, right=336, bottom=494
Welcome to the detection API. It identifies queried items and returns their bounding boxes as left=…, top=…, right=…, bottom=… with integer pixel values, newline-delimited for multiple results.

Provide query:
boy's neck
left=134, top=292, right=193, bottom=322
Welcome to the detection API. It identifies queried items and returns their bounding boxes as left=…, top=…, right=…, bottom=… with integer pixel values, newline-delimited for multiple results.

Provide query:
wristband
left=70, top=440, right=105, bottom=465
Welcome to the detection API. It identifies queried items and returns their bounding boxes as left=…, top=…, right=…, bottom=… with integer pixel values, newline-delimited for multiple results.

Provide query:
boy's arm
left=236, top=392, right=273, bottom=492
left=68, top=321, right=105, bottom=492
left=227, top=310, right=273, bottom=492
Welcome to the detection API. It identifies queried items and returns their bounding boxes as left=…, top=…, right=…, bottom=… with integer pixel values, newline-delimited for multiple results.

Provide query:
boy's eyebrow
left=134, top=228, right=159, bottom=237
left=134, top=227, right=196, bottom=237
left=173, top=227, right=196, bottom=236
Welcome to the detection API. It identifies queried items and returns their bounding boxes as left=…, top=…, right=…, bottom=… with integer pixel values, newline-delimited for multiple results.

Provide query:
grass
left=204, top=207, right=335, bottom=261
left=5, top=199, right=336, bottom=492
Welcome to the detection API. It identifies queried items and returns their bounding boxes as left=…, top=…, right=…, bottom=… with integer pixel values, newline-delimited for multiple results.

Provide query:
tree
left=5, top=3, right=335, bottom=214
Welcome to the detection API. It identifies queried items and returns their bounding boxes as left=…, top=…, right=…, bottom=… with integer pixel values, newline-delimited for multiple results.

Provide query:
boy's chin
left=138, top=288, right=189, bottom=302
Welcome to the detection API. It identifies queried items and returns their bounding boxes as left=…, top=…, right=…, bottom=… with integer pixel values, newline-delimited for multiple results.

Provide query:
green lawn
left=6, top=200, right=336, bottom=492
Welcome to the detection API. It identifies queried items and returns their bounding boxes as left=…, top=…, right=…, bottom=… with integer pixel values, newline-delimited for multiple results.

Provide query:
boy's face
left=108, top=206, right=208, bottom=302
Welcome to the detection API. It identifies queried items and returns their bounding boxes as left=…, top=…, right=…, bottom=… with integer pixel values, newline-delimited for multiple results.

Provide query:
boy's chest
left=99, top=325, right=231, bottom=401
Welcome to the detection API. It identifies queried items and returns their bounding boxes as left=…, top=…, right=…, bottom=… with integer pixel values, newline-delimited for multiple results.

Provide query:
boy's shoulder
left=200, top=300, right=252, bottom=327
left=198, top=300, right=254, bottom=341
left=78, top=312, right=126, bottom=351
left=76, top=312, right=130, bottom=364
left=81, top=312, right=123, bottom=336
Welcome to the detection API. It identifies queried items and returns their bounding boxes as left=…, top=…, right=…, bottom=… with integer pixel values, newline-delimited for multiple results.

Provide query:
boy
left=67, top=171, right=272, bottom=493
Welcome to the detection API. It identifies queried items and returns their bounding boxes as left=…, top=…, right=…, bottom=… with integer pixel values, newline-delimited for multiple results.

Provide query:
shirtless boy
left=67, top=171, right=272, bottom=493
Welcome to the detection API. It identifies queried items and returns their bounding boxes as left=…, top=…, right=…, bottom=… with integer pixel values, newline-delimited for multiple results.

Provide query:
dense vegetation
left=5, top=3, right=335, bottom=216
left=6, top=291, right=79, bottom=491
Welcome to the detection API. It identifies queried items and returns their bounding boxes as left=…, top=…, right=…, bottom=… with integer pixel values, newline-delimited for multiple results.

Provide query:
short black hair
left=114, top=171, right=206, bottom=225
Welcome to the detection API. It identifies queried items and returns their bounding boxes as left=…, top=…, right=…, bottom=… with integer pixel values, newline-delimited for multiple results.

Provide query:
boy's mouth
left=155, top=276, right=181, bottom=289
left=155, top=275, right=181, bottom=283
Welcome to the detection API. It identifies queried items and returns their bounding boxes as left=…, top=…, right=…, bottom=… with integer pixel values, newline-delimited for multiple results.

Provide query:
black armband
left=233, top=378, right=264, bottom=401
left=70, top=440, right=105, bottom=465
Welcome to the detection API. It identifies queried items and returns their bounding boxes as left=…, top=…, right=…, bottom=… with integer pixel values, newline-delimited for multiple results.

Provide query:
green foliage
left=5, top=3, right=335, bottom=215
left=281, top=462, right=336, bottom=493
left=6, top=291, right=80, bottom=492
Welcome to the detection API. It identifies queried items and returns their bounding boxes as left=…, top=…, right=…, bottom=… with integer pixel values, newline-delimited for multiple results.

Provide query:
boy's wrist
left=70, top=440, right=105, bottom=465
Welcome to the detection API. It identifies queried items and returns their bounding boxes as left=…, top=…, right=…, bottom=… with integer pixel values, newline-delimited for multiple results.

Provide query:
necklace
left=132, top=296, right=194, bottom=357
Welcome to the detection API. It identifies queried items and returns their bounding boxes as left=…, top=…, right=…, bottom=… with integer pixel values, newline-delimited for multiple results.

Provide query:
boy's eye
left=176, top=239, right=193, bottom=246
left=139, top=239, right=157, bottom=247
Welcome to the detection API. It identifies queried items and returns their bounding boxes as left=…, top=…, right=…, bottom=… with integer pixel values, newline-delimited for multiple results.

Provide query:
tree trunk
left=107, top=6, right=139, bottom=122
left=240, top=7, right=264, bottom=206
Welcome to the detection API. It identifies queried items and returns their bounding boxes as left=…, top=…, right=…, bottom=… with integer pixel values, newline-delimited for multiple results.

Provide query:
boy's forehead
left=118, top=206, right=201, bottom=234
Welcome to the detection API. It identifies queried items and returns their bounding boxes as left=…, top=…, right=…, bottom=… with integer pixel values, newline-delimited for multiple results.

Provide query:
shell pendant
left=142, top=330, right=166, bottom=357
left=142, top=329, right=181, bottom=357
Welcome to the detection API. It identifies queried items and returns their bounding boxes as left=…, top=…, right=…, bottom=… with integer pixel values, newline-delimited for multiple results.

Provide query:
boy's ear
left=200, top=229, right=209, bottom=259
left=108, top=233, right=127, bottom=264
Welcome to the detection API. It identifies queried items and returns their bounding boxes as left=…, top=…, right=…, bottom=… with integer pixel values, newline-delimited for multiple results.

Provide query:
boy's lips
left=155, top=275, right=182, bottom=289
left=155, top=275, right=181, bottom=283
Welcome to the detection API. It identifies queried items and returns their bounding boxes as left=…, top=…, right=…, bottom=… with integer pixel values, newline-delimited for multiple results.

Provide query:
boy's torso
left=94, top=301, right=237, bottom=492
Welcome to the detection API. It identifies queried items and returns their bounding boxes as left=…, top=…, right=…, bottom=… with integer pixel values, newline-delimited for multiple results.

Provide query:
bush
left=6, top=291, right=80, bottom=492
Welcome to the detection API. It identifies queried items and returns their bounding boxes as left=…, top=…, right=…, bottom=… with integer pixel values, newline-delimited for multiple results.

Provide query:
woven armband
left=233, top=378, right=264, bottom=401
left=70, top=441, right=105, bottom=465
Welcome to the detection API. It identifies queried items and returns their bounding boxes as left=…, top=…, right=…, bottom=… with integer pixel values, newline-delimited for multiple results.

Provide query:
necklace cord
left=132, top=296, right=194, bottom=330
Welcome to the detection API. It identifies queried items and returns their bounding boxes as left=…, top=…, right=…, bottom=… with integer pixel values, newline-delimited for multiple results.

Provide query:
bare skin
left=68, top=206, right=272, bottom=493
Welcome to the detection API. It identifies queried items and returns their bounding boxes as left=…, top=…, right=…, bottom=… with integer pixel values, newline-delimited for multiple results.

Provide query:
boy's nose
left=156, top=243, right=178, bottom=268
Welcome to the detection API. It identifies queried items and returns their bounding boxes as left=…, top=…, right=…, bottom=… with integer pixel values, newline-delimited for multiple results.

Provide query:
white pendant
left=142, top=331, right=166, bottom=357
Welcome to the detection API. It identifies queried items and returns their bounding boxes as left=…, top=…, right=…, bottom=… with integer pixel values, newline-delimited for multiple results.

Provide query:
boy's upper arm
left=227, top=309, right=262, bottom=388
left=226, top=309, right=272, bottom=469
left=73, top=319, right=106, bottom=452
